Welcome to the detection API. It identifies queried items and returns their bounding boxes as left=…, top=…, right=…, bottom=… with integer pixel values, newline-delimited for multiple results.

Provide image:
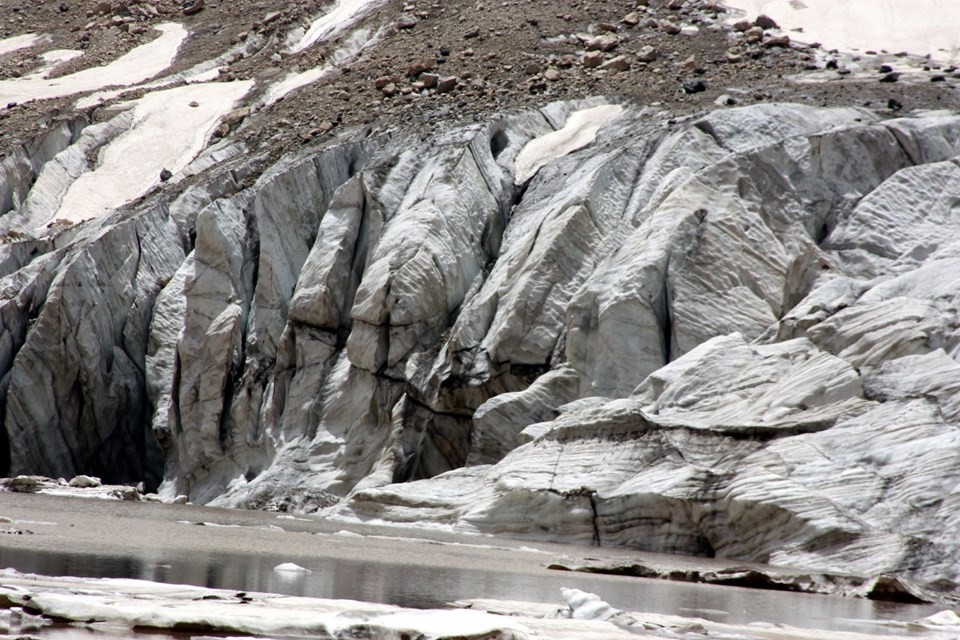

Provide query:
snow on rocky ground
left=287, top=0, right=385, bottom=53
left=0, top=33, right=45, bottom=58
left=56, top=81, right=253, bottom=224
left=0, top=23, right=187, bottom=109
left=723, top=0, right=960, bottom=64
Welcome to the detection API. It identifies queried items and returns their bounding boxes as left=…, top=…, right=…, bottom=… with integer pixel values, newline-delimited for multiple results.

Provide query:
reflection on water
left=0, top=545, right=946, bottom=637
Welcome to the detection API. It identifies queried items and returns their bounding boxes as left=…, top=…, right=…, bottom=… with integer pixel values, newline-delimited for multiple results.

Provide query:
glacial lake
left=1, top=544, right=953, bottom=638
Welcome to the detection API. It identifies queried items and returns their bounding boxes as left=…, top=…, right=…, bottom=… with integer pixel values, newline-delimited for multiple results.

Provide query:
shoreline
left=0, top=491, right=951, bottom=637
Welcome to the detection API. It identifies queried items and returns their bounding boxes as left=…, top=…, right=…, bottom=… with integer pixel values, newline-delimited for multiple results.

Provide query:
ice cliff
left=2, top=100, right=960, bottom=591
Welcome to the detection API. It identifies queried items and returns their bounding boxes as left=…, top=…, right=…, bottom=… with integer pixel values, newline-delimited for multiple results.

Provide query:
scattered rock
left=880, top=72, right=901, bottom=83
left=397, top=13, right=418, bottom=29
left=586, top=34, right=619, bottom=52
left=755, top=14, right=778, bottom=30
left=635, top=45, right=657, bottom=63
left=113, top=486, right=140, bottom=501
left=159, top=168, right=172, bottom=182
left=583, top=51, right=605, bottom=68
left=764, top=34, right=790, bottom=48
left=744, top=26, right=764, bottom=43
left=621, top=12, right=640, bottom=27
left=659, top=21, right=682, bottom=35
left=544, top=68, right=560, bottom=81
left=682, top=79, right=707, bottom=93
left=436, top=76, right=458, bottom=93
left=600, top=55, right=631, bottom=72
left=182, top=0, right=204, bottom=16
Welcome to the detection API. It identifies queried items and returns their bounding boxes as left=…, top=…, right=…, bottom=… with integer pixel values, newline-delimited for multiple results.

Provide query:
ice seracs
left=3, top=100, right=960, bottom=596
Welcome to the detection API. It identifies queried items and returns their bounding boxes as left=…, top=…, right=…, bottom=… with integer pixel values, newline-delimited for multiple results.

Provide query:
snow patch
left=266, top=27, right=375, bottom=105
left=0, top=23, right=187, bottom=110
left=514, top=104, right=623, bottom=184
left=723, top=1, right=960, bottom=64
left=0, top=33, right=46, bottom=57
left=56, top=80, right=253, bottom=223
left=288, top=0, right=383, bottom=53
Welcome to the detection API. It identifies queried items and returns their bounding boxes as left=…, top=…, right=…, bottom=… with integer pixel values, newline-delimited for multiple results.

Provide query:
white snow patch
left=38, top=49, right=84, bottom=68
left=273, top=563, right=311, bottom=573
left=56, top=80, right=253, bottom=223
left=288, top=0, right=382, bottom=53
left=75, top=65, right=225, bottom=110
left=265, top=66, right=331, bottom=106
left=723, top=1, right=960, bottom=64
left=514, top=104, right=623, bottom=184
left=0, top=23, right=187, bottom=110
left=267, top=27, right=377, bottom=105
left=0, top=33, right=46, bottom=57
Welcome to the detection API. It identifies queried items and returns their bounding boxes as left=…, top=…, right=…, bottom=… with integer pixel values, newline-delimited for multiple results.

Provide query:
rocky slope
left=1, top=0, right=959, bottom=598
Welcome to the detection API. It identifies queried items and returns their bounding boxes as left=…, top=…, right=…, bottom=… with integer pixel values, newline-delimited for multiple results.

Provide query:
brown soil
left=1, top=0, right=959, bottom=163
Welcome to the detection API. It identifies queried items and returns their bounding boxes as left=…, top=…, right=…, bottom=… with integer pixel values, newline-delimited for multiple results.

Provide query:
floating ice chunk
left=910, top=610, right=960, bottom=629
left=68, top=475, right=102, bottom=488
left=514, top=104, right=622, bottom=184
left=273, top=563, right=311, bottom=573
left=560, top=588, right=621, bottom=621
